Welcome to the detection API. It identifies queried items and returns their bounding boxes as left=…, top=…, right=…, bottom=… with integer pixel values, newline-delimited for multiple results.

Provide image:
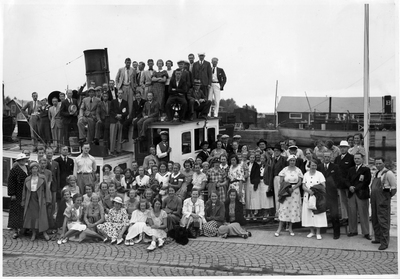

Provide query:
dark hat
left=288, top=145, right=298, bottom=150
left=273, top=143, right=284, bottom=152
left=257, top=139, right=268, bottom=146
left=200, top=141, right=209, bottom=147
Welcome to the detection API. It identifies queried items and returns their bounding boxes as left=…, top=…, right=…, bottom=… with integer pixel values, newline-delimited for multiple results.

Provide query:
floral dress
left=64, top=205, right=87, bottom=231
left=228, top=165, right=245, bottom=204
left=97, top=207, right=129, bottom=239
left=277, top=166, right=303, bottom=222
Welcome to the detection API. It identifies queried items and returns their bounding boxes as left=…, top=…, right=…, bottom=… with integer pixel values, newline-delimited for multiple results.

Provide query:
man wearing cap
left=60, top=89, right=79, bottom=147
left=166, top=69, right=188, bottom=122
left=94, top=91, right=112, bottom=147
left=122, top=91, right=146, bottom=143
left=109, top=89, right=129, bottom=155
left=116, top=58, right=137, bottom=113
left=94, top=86, right=103, bottom=99
left=74, top=143, right=97, bottom=194
left=345, top=153, right=372, bottom=240
left=334, top=140, right=355, bottom=223
left=156, top=131, right=171, bottom=163
left=48, top=96, right=62, bottom=153
left=140, top=59, right=155, bottom=96
left=78, top=87, right=101, bottom=144
left=270, top=144, right=288, bottom=215
left=192, top=52, right=212, bottom=99
left=287, top=145, right=305, bottom=172
left=208, top=57, right=227, bottom=117
left=21, top=92, right=43, bottom=152
left=187, top=80, right=212, bottom=120
left=196, top=141, right=210, bottom=163
left=371, top=157, right=397, bottom=250
left=220, top=134, right=232, bottom=153
left=284, top=139, right=304, bottom=160
left=233, top=135, right=243, bottom=152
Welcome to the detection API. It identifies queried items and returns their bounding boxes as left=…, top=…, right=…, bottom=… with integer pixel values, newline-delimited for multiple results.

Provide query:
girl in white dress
left=302, top=159, right=327, bottom=240
left=124, top=199, right=150, bottom=246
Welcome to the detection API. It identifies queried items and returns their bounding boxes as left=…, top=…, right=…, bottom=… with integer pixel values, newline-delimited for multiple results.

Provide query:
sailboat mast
left=274, top=80, right=278, bottom=128
left=363, top=4, right=370, bottom=162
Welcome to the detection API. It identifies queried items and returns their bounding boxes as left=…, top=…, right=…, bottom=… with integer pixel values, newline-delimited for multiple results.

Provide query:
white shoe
left=158, top=238, right=164, bottom=247
left=134, top=235, right=142, bottom=244
left=147, top=241, right=157, bottom=251
left=125, top=239, right=130, bottom=246
left=307, top=233, right=315, bottom=238
left=316, top=234, right=322, bottom=240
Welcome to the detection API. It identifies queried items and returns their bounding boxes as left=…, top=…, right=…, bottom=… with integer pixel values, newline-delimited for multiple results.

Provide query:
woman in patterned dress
left=8, top=154, right=29, bottom=239
left=151, top=59, right=168, bottom=111
left=125, top=199, right=150, bottom=246
left=228, top=155, right=245, bottom=204
left=58, top=194, right=87, bottom=244
left=203, top=191, right=225, bottom=237
left=96, top=197, right=129, bottom=245
left=143, top=198, right=168, bottom=251
left=275, top=155, right=303, bottom=237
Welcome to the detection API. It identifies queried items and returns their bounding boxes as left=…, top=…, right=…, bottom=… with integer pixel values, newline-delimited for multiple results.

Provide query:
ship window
left=182, top=132, right=191, bottom=154
left=194, top=128, right=204, bottom=151
left=207, top=128, right=216, bottom=146
left=289, top=113, right=302, bottom=119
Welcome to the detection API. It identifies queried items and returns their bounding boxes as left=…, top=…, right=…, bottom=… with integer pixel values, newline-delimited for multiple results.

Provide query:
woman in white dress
left=302, top=159, right=327, bottom=240
left=275, top=155, right=303, bottom=236
left=124, top=199, right=150, bottom=246
left=143, top=198, right=168, bottom=251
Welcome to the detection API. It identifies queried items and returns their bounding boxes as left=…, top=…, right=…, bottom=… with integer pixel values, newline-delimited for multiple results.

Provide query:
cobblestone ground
left=2, top=230, right=398, bottom=276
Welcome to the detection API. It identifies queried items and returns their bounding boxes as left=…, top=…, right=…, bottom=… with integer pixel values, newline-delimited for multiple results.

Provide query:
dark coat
left=96, top=100, right=112, bottom=120
left=54, top=156, right=74, bottom=195
left=248, top=162, right=261, bottom=189
left=129, top=99, right=147, bottom=119
left=345, top=165, right=372, bottom=200
left=224, top=199, right=246, bottom=226
left=192, top=60, right=212, bottom=86
left=215, top=67, right=227, bottom=90
left=270, top=156, right=287, bottom=185
left=47, top=160, right=60, bottom=193
left=7, top=164, right=29, bottom=229
left=55, top=198, right=69, bottom=228
left=278, top=181, right=293, bottom=204
left=310, top=183, right=327, bottom=214
left=204, top=199, right=225, bottom=226
left=168, top=78, right=188, bottom=95
left=317, top=162, right=340, bottom=217
left=334, top=153, right=355, bottom=189
left=196, top=150, right=210, bottom=163
left=60, top=98, right=79, bottom=124
left=110, top=99, right=129, bottom=124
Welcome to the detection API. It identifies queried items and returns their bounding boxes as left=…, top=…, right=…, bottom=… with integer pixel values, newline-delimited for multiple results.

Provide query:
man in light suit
left=48, top=96, right=62, bottom=153
left=192, top=52, right=212, bottom=100
left=109, top=89, right=129, bottom=155
left=78, top=87, right=101, bottom=144
left=94, top=92, right=112, bottom=148
left=140, top=59, right=155, bottom=96
left=60, top=89, right=79, bottom=147
left=115, top=58, right=137, bottom=112
left=345, top=152, right=372, bottom=240
left=208, top=57, right=227, bottom=117
left=21, top=92, right=42, bottom=151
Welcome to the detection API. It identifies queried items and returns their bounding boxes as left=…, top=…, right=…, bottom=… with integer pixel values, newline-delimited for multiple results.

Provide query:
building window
left=182, top=132, right=191, bottom=154
left=11, top=105, right=16, bottom=114
left=194, top=128, right=204, bottom=151
left=299, top=124, right=304, bottom=129
left=289, top=113, right=302, bottom=119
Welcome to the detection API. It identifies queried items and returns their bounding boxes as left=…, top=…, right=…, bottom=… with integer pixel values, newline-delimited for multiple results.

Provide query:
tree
left=219, top=98, right=239, bottom=113
left=4, top=95, right=11, bottom=104
left=242, top=104, right=257, bottom=112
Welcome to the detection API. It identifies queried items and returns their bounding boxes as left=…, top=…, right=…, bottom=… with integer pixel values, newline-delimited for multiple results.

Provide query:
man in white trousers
left=208, top=57, right=227, bottom=117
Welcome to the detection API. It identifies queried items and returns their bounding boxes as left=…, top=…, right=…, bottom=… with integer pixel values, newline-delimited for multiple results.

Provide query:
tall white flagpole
left=363, top=4, right=370, bottom=162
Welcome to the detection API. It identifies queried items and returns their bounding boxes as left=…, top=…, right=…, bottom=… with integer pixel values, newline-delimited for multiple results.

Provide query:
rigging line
left=180, top=23, right=226, bottom=52
left=66, top=54, right=83, bottom=65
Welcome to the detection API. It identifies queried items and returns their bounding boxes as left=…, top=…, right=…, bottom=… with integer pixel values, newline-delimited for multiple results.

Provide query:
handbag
left=307, top=195, right=317, bottom=210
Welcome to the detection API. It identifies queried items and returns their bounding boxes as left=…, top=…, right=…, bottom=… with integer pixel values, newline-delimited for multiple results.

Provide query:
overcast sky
left=2, top=0, right=398, bottom=112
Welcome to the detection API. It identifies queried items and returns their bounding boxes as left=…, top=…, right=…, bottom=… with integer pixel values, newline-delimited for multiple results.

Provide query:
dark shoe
left=242, top=234, right=248, bottom=239
left=247, top=231, right=252, bottom=237
left=333, top=235, right=340, bottom=240
left=364, top=234, right=372, bottom=240
left=93, top=138, right=100, bottom=145
left=12, top=232, right=19, bottom=239
left=347, top=232, right=358, bottom=237
left=378, top=245, right=388, bottom=250
left=371, top=240, right=381, bottom=244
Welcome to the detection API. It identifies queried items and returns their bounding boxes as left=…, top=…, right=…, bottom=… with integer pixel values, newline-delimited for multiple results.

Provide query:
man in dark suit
left=21, top=92, right=43, bottom=151
left=107, top=80, right=118, bottom=100
left=109, top=89, right=129, bottom=154
left=208, top=57, right=227, bottom=117
left=54, top=145, right=74, bottom=200
left=220, top=134, right=232, bottom=153
left=318, top=152, right=341, bottom=239
left=60, top=89, right=79, bottom=147
left=122, top=91, right=146, bottom=143
left=187, top=80, right=211, bottom=120
left=196, top=141, right=210, bottom=163
left=94, top=92, right=112, bottom=147
left=192, top=52, right=212, bottom=99
left=166, top=69, right=188, bottom=122
left=334, top=140, right=355, bottom=223
left=345, top=152, right=372, bottom=240
left=270, top=144, right=288, bottom=216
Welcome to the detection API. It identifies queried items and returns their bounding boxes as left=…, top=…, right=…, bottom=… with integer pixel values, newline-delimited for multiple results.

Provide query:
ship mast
left=363, top=4, right=370, bottom=162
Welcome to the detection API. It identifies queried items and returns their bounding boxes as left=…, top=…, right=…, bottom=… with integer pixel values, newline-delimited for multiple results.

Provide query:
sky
left=1, top=0, right=398, bottom=113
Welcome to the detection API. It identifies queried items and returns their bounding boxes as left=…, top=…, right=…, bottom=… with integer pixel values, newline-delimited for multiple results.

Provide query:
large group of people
left=20, top=53, right=227, bottom=155
left=7, top=132, right=396, bottom=251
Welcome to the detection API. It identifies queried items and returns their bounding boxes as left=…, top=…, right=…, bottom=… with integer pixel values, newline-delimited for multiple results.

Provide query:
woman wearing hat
left=257, top=139, right=268, bottom=155
left=8, top=153, right=29, bottom=239
left=275, top=155, right=303, bottom=237
left=21, top=162, right=51, bottom=241
left=97, top=196, right=129, bottom=245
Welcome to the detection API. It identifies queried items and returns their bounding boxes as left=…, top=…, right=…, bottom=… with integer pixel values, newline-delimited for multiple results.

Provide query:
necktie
left=65, top=156, right=67, bottom=163
left=104, top=102, right=108, bottom=115
left=69, top=98, right=72, bottom=103
left=325, top=164, right=328, bottom=171
left=213, top=67, right=215, bottom=74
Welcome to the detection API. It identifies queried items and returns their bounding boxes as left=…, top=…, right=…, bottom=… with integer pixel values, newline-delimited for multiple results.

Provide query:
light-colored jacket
left=115, top=67, right=137, bottom=90
left=48, top=103, right=62, bottom=129
left=182, top=197, right=206, bottom=223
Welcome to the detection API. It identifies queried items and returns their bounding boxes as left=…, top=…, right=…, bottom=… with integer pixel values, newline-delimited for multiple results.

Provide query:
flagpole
left=363, top=4, right=370, bottom=162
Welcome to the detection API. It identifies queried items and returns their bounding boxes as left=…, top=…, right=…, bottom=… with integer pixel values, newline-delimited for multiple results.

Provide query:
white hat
left=160, top=131, right=169, bottom=135
left=16, top=153, right=27, bottom=161
left=198, top=52, right=205, bottom=56
left=221, top=134, right=229, bottom=139
left=288, top=145, right=298, bottom=149
left=233, top=135, right=241, bottom=139
left=339, top=140, right=350, bottom=147
left=287, top=154, right=297, bottom=161
left=113, top=197, right=123, bottom=204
